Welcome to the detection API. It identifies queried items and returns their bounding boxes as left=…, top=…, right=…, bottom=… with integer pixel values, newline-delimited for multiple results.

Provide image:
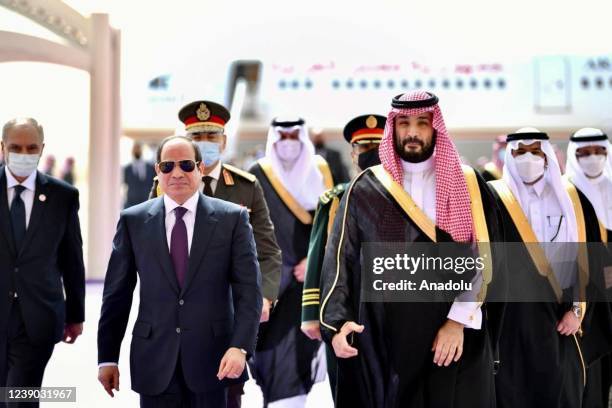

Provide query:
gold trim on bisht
left=314, top=155, right=334, bottom=190
left=563, top=177, right=590, bottom=323
left=489, top=179, right=563, bottom=302
left=462, top=165, right=492, bottom=302
left=257, top=157, right=314, bottom=225
left=319, top=169, right=369, bottom=332
left=370, top=164, right=437, bottom=242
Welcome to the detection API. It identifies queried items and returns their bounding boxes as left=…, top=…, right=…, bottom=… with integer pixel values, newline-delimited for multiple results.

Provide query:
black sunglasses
left=158, top=160, right=199, bottom=174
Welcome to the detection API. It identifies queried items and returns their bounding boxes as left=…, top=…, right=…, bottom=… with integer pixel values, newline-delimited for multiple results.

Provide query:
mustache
left=401, top=137, right=424, bottom=147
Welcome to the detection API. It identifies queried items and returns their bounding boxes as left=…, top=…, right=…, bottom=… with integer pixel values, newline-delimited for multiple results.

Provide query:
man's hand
left=432, top=319, right=464, bottom=366
left=301, top=321, right=322, bottom=341
left=260, top=298, right=272, bottom=323
left=293, top=258, right=307, bottom=282
left=217, top=348, right=246, bottom=380
left=63, top=323, right=83, bottom=344
left=98, top=366, right=120, bottom=397
left=332, top=321, right=364, bottom=358
left=557, top=311, right=581, bottom=336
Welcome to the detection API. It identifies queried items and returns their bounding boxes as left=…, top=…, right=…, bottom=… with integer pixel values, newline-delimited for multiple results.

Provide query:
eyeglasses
left=158, top=160, right=199, bottom=174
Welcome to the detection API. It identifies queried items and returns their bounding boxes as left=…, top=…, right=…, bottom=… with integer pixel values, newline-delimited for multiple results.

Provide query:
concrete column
left=87, top=14, right=120, bottom=279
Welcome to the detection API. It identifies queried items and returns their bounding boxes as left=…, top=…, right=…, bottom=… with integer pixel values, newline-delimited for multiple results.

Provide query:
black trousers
left=226, top=383, right=244, bottom=408
left=0, top=300, right=55, bottom=408
left=140, top=356, right=228, bottom=408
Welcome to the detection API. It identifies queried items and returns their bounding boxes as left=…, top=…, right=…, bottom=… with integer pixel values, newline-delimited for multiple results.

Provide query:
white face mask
left=275, top=139, right=302, bottom=162
left=514, top=152, right=545, bottom=184
left=578, top=154, right=606, bottom=178
left=7, top=153, right=40, bottom=178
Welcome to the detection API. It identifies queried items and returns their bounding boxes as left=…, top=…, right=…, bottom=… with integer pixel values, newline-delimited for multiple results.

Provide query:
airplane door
left=534, top=56, right=571, bottom=113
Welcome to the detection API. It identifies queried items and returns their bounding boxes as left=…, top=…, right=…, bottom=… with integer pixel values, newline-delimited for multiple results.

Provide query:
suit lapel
left=181, top=193, right=218, bottom=295
left=146, top=197, right=180, bottom=294
left=0, top=168, right=16, bottom=256
left=18, top=171, right=48, bottom=258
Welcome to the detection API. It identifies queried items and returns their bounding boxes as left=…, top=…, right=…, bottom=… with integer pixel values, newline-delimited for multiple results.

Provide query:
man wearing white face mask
left=566, top=128, right=612, bottom=233
left=0, top=118, right=85, bottom=406
left=150, top=100, right=282, bottom=408
left=488, top=127, right=606, bottom=408
left=565, top=127, right=612, bottom=408
left=248, top=117, right=333, bottom=407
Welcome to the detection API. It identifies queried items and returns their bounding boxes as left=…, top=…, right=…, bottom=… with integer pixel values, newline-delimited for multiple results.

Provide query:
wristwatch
left=571, top=305, right=582, bottom=319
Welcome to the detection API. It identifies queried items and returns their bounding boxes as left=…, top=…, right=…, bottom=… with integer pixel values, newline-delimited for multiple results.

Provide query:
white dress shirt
left=99, top=190, right=200, bottom=368
left=6, top=169, right=37, bottom=229
left=201, top=161, right=222, bottom=195
left=521, top=177, right=567, bottom=243
left=163, top=191, right=199, bottom=255
left=520, top=178, right=577, bottom=291
left=400, top=158, right=482, bottom=329
left=589, top=176, right=612, bottom=229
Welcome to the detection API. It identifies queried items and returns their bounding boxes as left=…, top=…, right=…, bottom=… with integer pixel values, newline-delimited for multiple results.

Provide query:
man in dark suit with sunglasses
left=97, top=135, right=262, bottom=407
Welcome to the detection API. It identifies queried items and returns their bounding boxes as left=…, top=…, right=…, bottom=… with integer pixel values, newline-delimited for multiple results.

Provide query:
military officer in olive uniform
left=300, top=114, right=385, bottom=399
left=150, top=100, right=282, bottom=408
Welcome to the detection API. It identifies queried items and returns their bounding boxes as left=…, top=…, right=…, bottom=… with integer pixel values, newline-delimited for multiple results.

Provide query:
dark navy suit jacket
left=0, top=168, right=85, bottom=346
left=97, top=193, right=262, bottom=395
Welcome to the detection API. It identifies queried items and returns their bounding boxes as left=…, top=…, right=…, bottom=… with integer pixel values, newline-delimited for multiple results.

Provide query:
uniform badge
left=38, top=194, right=46, bottom=202
left=196, top=103, right=211, bottom=121
left=366, top=115, right=378, bottom=129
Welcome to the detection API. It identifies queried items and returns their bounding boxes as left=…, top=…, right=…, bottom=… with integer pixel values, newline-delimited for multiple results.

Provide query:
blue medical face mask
left=195, top=141, right=221, bottom=167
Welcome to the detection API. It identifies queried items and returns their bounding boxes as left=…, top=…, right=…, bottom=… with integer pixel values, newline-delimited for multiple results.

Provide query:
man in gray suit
left=98, top=135, right=262, bottom=407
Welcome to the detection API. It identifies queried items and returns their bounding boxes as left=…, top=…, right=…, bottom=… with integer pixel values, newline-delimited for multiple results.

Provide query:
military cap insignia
left=366, top=115, right=378, bottom=129
left=196, top=103, right=211, bottom=121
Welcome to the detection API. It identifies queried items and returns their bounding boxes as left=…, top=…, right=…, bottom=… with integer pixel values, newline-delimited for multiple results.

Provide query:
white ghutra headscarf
left=503, top=127, right=578, bottom=243
left=265, top=118, right=326, bottom=211
left=565, top=127, right=612, bottom=229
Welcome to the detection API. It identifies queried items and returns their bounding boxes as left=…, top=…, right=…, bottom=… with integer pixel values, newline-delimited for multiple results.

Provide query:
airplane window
left=305, top=79, right=313, bottom=89
left=442, top=79, right=450, bottom=89
left=609, top=77, right=612, bottom=88
left=373, top=80, right=381, bottom=89
left=291, top=80, right=299, bottom=89
left=498, top=79, right=506, bottom=89
left=332, top=79, right=340, bottom=89
left=360, top=79, right=368, bottom=89
left=483, top=79, right=492, bottom=89
left=401, top=80, right=409, bottom=88
left=414, top=80, right=422, bottom=88
left=580, top=78, right=589, bottom=89
left=428, top=79, right=436, bottom=88
left=456, top=79, right=464, bottom=89
left=278, top=80, right=287, bottom=89
left=470, top=78, right=478, bottom=89
left=346, top=79, right=354, bottom=89
left=387, top=80, right=395, bottom=89
left=595, top=77, right=604, bottom=89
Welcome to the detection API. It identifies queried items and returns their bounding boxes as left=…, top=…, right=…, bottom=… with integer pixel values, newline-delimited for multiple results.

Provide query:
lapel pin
left=38, top=194, right=46, bottom=202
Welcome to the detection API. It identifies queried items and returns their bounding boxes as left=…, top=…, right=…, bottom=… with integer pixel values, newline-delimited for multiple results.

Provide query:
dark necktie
left=10, top=185, right=26, bottom=251
left=203, top=176, right=214, bottom=197
left=170, top=207, right=188, bottom=288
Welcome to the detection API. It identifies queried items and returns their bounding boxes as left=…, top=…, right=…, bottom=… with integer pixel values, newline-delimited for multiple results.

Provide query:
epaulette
left=222, top=163, right=256, bottom=183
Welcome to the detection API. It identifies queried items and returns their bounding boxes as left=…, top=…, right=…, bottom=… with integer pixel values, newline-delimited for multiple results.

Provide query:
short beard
left=394, top=131, right=436, bottom=163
